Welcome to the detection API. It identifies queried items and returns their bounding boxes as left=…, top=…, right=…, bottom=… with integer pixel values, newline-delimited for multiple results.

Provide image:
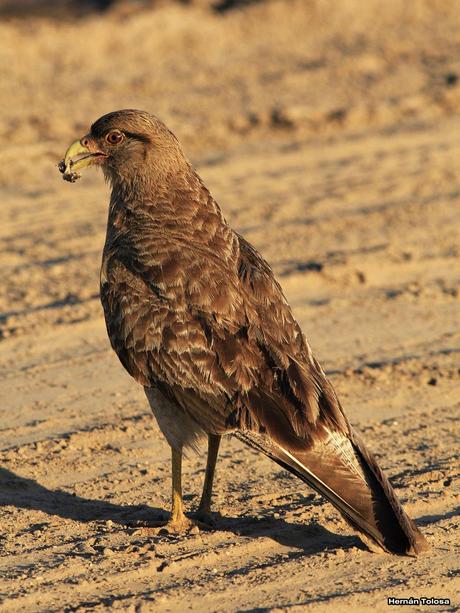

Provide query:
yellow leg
left=197, top=434, right=221, bottom=521
left=156, top=442, right=218, bottom=534
left=169, top=445, right=187, bottom=526
left=159, top=445, right=210, bottom=534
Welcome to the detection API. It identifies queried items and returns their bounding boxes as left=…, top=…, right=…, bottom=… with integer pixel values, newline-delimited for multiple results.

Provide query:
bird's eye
left=106, top=130, right=124, bottom=145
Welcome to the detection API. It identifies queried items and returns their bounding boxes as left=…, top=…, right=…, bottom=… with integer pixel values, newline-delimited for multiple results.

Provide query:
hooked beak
left=58, top=138, right=107, bottom=182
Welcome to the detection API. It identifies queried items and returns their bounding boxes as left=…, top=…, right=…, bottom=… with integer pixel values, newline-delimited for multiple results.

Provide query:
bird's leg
left=158, top=445, right=210, bottom=534
left=195, top=434, right=221, bottom=524
left=165, top=445, right=189, bottom=531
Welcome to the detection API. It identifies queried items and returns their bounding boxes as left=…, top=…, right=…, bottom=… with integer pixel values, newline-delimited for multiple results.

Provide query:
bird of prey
left=59, top=109, right=427, bottom=555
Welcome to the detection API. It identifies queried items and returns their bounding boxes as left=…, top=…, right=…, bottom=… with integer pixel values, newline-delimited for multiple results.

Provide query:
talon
left=152, top=516, right=209, bottom=535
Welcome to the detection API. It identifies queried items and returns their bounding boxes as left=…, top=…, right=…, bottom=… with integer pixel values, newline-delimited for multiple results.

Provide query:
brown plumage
left=59, top=109, right=428, bottom=555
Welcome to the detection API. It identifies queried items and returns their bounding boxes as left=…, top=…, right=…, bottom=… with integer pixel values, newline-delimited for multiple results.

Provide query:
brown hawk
left=59, top=109, right=427, bottom=555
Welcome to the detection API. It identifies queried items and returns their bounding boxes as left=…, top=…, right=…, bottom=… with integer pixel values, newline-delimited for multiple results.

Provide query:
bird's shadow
left=216, top=513, right=363, bottom=555
left=0, top=467, right=166, bottom=524
left=0, top=467, right=360, bottom=555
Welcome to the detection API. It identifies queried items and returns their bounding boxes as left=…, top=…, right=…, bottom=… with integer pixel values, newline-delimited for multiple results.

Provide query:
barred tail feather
left=236, top=427, right=428, bottom=556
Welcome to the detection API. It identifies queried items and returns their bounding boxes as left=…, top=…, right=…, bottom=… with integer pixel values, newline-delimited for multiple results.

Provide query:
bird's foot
left=153, top=514, right=211, bottom=535
left=193, top=507, right=220, bottom=528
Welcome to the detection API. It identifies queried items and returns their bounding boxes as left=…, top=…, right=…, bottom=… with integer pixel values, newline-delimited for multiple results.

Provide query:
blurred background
left=2, top=0, right=460, bottom=157
left=1, top=2, right=459, bottom=610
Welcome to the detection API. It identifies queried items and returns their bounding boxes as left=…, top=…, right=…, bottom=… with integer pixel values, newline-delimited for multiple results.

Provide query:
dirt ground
left=0, top=1, right=459, bottom=611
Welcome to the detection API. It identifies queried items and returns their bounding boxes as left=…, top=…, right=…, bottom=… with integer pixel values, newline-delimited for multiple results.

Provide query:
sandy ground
left=1, top=1, right=460, bottom=611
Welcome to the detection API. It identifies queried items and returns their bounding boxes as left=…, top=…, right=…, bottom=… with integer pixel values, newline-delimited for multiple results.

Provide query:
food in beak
left=58, top=139, right=107, bottom=182
left=57, top=158, right=82, bottom=183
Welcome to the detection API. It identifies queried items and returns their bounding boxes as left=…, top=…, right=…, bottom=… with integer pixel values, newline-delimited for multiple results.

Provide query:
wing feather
left=102, top=212, right=344, bottom=446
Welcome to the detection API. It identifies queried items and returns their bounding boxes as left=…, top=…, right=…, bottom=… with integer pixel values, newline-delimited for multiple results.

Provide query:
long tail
left=236, top=426, right=428, bottom=555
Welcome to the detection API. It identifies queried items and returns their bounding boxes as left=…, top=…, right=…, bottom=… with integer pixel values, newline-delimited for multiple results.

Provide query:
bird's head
left=59, top=109, right=185, bottom=188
